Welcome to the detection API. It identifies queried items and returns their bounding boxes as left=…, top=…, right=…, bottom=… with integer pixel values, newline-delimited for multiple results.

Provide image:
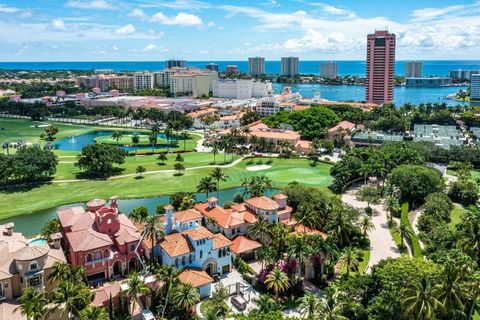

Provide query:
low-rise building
left=405, top=77, right=452, bottom=87
left=58, top=197, right=143, bottom=283
left=327, top=120, right=356, bottom=143
left=0, top=223, right=66, bottom=300
left=212, top=79, right=273, bottom=100
left=76, top=74, right=134, bottom=91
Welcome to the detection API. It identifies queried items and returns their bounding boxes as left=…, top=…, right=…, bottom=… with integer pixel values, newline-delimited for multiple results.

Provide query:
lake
left=0, top=187, right=281, bottom=237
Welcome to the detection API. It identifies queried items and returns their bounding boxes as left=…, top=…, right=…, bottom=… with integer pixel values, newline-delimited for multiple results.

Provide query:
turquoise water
left=0, top=60, right=479, bottom=77
left=54, top=131, right=169, bottom=152
left=0, top=187, right=280, bottom=237
left=28, top=238, right=47, bottom=246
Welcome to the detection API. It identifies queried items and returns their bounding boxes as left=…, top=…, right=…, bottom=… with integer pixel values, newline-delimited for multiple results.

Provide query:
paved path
left=341, top=187, right=400, bottom=273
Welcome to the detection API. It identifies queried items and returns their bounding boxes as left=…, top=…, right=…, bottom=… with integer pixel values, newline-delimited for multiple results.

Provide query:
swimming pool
left=28, top=238, right=47, bottom=246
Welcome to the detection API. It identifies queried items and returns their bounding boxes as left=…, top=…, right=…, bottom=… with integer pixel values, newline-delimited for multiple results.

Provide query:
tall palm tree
left=148, top=132, right=158, bottom=152
left=294, top=205, right=322, bottom=230
left=197, top=176, right=217, bottom=198
left=457, top=208, right=480, bottom=264
left=435, top=264, right=468, bottom=318
left=181, top=131, right=189, bottom=151
left=156, top=265, right=181, bottom=318
left=326, top=209, right=356, bottom=248
left=16, top=287, right=49, bottom=320
left=401, top=278, right=445, bottom=320
left=299, top=292, right=322, bottom=320
left=124, top=272, right=150, bottom=315
left=248, top=216, right=272, bottom=244
left=203, top=306, right=221, bottom=320
left=265, top=266, right=290, bottom=301
left=317, top=297, right=348, bottom=320
left=211, top=140, right=219, bottom=164
left=249, top=135, right=258, bottom=151
left=255, top=294, right=280, bottom=314
left=79, top=306, right=110, bottom=320
left=210, top=167, right=228, bottom=198
left=337, top=247, right=360, bottom=277
left=111, top=131, right=123, bottom=146
left=393, top=223, right=414, bottom=248
left=164, top=127, right=173, bottom=153
left=172, top=283, right=200, bottom=311
left=466, top=271, right=480, bottom=320
left=53, top=281, right=94, bottom=318
left=287, top=235, right=312, bottom=278
left=357, top=216, right=375, bottom=236
left=48, top=262, right=87, bottom=285
left=143, top=215, right=165, bottom=265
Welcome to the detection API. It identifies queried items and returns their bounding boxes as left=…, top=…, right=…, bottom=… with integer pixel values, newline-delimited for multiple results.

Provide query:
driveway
left=0, top=300, right=26, bottom=320
left=341, top=187, right=400, bottom=273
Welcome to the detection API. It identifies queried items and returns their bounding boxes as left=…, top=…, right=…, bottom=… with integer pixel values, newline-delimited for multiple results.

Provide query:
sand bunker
left=246, top=164, right=272, bottom=171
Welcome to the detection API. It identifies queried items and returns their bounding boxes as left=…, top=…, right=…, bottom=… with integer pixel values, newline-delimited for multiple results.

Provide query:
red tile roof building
left=58, top=197, right=143, bottom=282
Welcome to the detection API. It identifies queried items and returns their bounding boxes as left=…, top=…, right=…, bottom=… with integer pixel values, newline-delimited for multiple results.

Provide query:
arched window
left=104, top=250, right=109, bottom=258
left=175, top=258, right=179, bottom=268
left=86, top=254, right=93, bottom=262
left=182, top=256, right=186, bottom=266
left=94, top=250, right=102, bottom=260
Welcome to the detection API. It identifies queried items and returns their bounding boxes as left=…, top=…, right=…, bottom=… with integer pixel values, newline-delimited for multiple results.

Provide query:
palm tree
left=16, top=287, right=49, bottom=320
left=401, top=278, right=445, bottom=320
left=265, top=266, right=290, bottom=301
left=466, top=272, right=480, bottom=320
left=357, top=216, right=375, bottom=236
left=148, top=132, right=158, bottom=152
left=317, top=297, right=348, bottom=320
left=156, top=265, right=181, bottom=317
left=203, top=306, right=221, bottom=320
left=48, top=262, right=87, bottom=285
left=143, top=215, right=165, bottom=265
left=124, top=272, right=150, bottom=315
left=249, top=135, right=258, bottom=151
left=255, top=294, right=280, bottom=314
left=172, top=283, right=200, bottom=311
left=393, top=223, right=414, bottom=248
left=53, top=281, right=94, bottom=318
left=164, top=127, right=173, bottom=153
left=181, top=131, right=189, bottom=151
left=287, top=235, right=312, bottom=278
left=299, top=292, right=322, bottom=320
left=326, top=209, right=356, bottom=248
left=248, top=216, right=272, bottom=244
left=295, top=205, right=322, bottom=230
left=210, top=167, right=228, bottom=198
left=79, top=306, right=110, bottom=320
left=197, top=176, right=217, bottom=198
left=111, top=131, right=123, bottom=146
left=211, top=140, right=219, bottom=164
left=337, top=247, right=360, bottom=277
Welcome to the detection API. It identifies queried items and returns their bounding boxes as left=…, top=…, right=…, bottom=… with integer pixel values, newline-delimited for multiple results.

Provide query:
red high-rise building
left=365, top=30, right=396, bottom=104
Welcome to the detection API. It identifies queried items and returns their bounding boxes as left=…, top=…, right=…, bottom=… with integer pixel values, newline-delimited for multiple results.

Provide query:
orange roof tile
left=195, top=203, right=255, bottom=229
left=328, top=120, right=356, bottom=132
left=160, top=233, right=194, bottom=257
left=246, top=196, right=279, bottom=211
left=178, top=269, right=213, bottom=288
left=273, top=194, right=288, bottom=200
left=231, top=236, right=262, bottom=254
left=212, top=233, right=233, bottom=250
left=183, top=226, right=214, bottom=241
left=173, top=209, right=203, bottom=223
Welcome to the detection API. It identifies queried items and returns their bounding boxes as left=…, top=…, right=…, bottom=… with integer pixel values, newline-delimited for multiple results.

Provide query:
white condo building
left=405, top=61, right=422, bottom=78
left=320, top=62, right=338, bottom=79
left=471, top=74, right=480, bottom=100
left=248, top=57, right=265, bottom=75
left=212, top=79, right=273, bottom=99
left=133, top=72, right=154, bottom=90
left=281, top=57, right=299, bottom=77
left=171, top=73, right=218, bottom=98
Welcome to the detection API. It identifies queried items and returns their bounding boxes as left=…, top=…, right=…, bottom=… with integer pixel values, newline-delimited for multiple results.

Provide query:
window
left=94, top=251, right=102, bottom=260
left=130, top=244, right=136, bottom=252
left=86, top=254, right=93, bottom=262
left=104, top=250, right=109, bottom=258
left=175, top=258, right=179, bottom=268
left=107, top=219, right=112, bottom=224
left=199, top=250, right=203, bottom=259
left=189, top=255, right=192, bottom=263
left=29, top=262, right=38, bottom=271
left=182, top=256, right=185, bottom=266
left=28, top=276, right=41, bottom=287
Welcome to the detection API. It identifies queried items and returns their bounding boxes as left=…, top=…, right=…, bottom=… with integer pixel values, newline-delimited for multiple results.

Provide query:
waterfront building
left=165, top=59, right=187, bottom=69
left=133, top=72, right=154, bottom=90
left=365, top=30, right=396, bottom=104
left=405, top=61, right=422, bottom=78
left=449, top=69, right=480, bottom=81
left=405, top=77, right=452, bottom=87
left=320, top=62, right=338, bottom=79
left=255, top=97, right=287, bottom=116
left=327, top=120, right=356, bottom=144
left=471, top=74, right=480, bottom=100
left=0, top=223, right=66, bottom=300
left=248, top=57, right=266, bottom=75
left=76, top=74, right=134, bottom=91
left=226, top=65, right=238, bottom=73
left=212, top=79, right=273, bottom=99
left=57, top=197, right=143, bottom=283
left=171, top=73, right=214, bottom=98
left=281, top=57, right=299, bottom=77
left=205, top=63, right=219, bottom=72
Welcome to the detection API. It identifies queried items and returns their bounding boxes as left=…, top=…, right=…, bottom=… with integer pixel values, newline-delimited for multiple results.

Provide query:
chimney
left=207, top=197, right=218, bottom=209
left=50, top=233, right=63, bottom=249
left=164, top=205, right=174, bottom=235
left=273, top=194, right=287, bottom=209
left=4, top=223, right=14, bottom=236
left=109, top=196, right=119, bottom=210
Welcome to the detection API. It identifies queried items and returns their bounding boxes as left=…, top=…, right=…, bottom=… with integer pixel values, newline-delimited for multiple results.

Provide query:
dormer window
left=29, top=262, right=38, bottom=271
left=107, top=219, right=112, bottom=224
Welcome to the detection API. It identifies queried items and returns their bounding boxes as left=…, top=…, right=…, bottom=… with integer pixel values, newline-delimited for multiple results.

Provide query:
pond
left=1, top=187, right=281, bottom=237
left=54, top=130, right=171, bottom=152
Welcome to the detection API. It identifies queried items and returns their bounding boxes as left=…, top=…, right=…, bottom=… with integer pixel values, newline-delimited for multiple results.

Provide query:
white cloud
left=410, top=4, right=474, bottom=22
left=142, top=44, right=170, bottom=52
left=0, top=4, right=20, bottom=13
left=112, top=45, right=118, bottom=51
left=114, top=24, right=136, bottom=35
left=128, top=8, right=147, bottom=20
left=51, top=18, right=66, bottom=30
left=65, top=0, right=113, bottom=10
left=207, top=21, right=215, bottom=27
left=151, top=12, right=203, bottom=26
left=140, top=0, right=209, bottom=10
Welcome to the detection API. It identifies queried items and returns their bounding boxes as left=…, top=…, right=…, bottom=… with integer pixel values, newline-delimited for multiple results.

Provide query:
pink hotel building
left=365, top=30, right=396, bottom=104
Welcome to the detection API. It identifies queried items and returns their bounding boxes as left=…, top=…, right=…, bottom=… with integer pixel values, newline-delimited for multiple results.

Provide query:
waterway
left=0, top=187, right=280, bottom=237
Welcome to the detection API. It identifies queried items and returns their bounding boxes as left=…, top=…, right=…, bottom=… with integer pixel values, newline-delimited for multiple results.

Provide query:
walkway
left=341, top=187, right=400, bottom=273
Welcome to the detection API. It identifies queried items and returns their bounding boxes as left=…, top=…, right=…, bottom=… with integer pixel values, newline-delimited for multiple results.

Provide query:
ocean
left=1, top=60, right=480, bottom=77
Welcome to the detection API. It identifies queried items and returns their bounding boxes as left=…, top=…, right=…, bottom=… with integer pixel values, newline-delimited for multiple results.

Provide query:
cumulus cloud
left=0, top=4, right=21, bottom=13
left=66, top=0, right=113, bottom=10
left=142, top=44, right=170, bottom=52
left=140, top=0, right=209, bottom=10
left=128, top=8, right=147, bottom=20
left=282, top=29, right=361, bottom=53
left=151, top=12, right=203, bottom=26
left=51, top=18, right=66, bottom=30
left=114, top=24, right=136, bottom=35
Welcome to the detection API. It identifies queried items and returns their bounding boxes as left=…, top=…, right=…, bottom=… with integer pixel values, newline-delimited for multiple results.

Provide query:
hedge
left=401, top=202, right=423, bottom=258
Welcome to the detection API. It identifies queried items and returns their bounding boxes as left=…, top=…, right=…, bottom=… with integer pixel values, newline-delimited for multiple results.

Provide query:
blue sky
left=1, top=0, right=480, bottom=61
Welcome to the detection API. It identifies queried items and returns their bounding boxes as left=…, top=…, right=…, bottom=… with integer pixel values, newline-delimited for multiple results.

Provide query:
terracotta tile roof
left=231, top=236, right=262, bottom=254
left=173, top=209, right=203, bottom=223
left=13, top=246, right=49, bottom=261
left=183, top=226, right=214, bottom=241
left=246, top=196, right=279, bottom=211
left=195, top=203, right=256, bottom=229
left=273, top=194, right=288, bottom=200
left=178, top=269, right=213, bottom=288
left=57, top=207, right=88, bottom=228
left=278, top=206, right=293, bottom=217
left=212, top=233, right=233, bottom=250
left=160, top=233, right=194, bottom=257
left=66, top=229, right=113, bottom=252
left=92, top=281, right=122, bottom=307
left=328, top=120, right=356, bottom=132
left=296, top=140, right=311, bottom=149
left=292, top=224, right=328, bottom=240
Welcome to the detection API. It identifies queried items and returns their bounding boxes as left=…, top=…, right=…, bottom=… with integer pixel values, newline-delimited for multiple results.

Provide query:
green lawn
left=447, top=169, right=480, bottom=191
left=449, top=204, right=468, bottom=229
left=0, top=157, right=333, bottom=219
